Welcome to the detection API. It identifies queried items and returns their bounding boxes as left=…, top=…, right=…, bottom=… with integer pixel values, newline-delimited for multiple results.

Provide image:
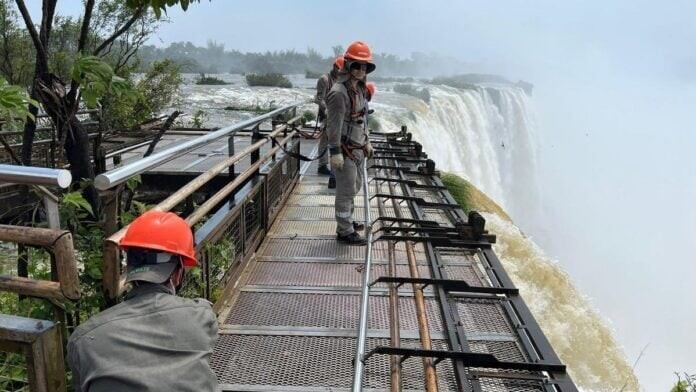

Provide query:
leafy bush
left=102, top=59, right=183, bottom=130
left=301, top=110, right=316, bottom=124
left=672, top=373, right=696, bottom=392
left=0, top=77, right=38, bottom=127
left=393, top=84, right=431, bottom=103
left=245, top=73, right=292, bottom=88
left=195, top=73, right=228, bottom=85
left=224, top=104, right=275, bottom=114
left=71, top=55, right=133, bottom=108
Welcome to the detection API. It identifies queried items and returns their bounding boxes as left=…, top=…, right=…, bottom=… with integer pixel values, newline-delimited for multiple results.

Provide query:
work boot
left=328, top=175, right=336, bottom=189
left=336, top=232, right=367, bottom=245
left=353, top=221, right=365, bottom=231
left=317, top=165, right=331, bottom=175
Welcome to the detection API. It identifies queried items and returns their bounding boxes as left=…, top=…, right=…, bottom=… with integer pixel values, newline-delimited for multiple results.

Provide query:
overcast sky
left=28, top=1, right=696, bottom=389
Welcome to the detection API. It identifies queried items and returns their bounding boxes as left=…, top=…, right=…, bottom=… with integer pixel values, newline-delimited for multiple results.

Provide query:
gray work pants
left=334, top=152, right=364, bottom=236
left=318, top=127, right=329, bottom=166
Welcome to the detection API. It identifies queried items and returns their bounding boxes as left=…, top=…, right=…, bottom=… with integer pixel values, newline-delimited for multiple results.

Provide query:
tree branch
left=93, top=6, right=145, bottom=56
left=77, top=0, right=96, bottom=54
left=14, top=0, right=47, bottom=63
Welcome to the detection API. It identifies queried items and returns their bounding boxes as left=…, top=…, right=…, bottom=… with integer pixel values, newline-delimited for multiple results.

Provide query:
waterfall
left=374, top=84, right=639, bottom=391
left=374, top=84, right=541, bottom=229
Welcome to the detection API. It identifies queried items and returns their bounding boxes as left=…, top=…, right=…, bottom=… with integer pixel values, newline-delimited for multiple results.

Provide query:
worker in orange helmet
left=366, top=82, right=376, bottom=101
left=315, top=56, right=345, bottom=175
left=325, top=41, right=376, bottom=245
left=67, top=211, right=218, bottom=392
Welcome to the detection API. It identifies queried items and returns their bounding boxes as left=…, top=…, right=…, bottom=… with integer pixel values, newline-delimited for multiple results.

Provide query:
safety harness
left=340, top=81, right=369, bottom=161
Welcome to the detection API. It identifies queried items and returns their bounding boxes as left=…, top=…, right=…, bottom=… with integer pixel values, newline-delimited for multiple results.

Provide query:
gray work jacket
left=325, top=74, right=369, bottom=150
left=67, top=283, right=219, bottom=392
left=314, top=70, right=337, bottom=119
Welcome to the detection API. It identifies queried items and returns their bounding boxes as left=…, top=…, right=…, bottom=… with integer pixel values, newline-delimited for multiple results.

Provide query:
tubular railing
left=0, top=169, right=81, bottom=392
left=0, top=164, right=72, bottom=188
left=351, top=159, right=375, bottom=392
left=95, top=103, right=302, bottom=191
left=100, top=104, right=304, bottom=303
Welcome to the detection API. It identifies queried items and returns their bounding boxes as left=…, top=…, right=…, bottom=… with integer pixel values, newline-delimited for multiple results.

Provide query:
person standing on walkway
left=325, top=41, right=376, bottom=245
left=315, top=56, right=345, bottom=175
left=67, top=211, right=219, bottom=392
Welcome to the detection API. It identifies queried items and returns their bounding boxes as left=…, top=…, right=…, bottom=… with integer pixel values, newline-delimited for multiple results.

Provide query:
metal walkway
left=210, top=131, right=577, bottom=392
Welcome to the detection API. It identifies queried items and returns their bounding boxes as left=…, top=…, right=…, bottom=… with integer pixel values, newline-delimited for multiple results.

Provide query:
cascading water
left=174, top=76, right=640, bottom=390
left=374, top=84, right=541, bottom=230
left=375, top=83, right=639, bottom=390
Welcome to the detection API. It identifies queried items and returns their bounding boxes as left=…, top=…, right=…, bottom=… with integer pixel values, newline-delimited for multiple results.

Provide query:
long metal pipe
left=104, top=119, right=298, bottom=245
left=373, top=164, right=402, bottom=392
left=351, top=159, right=374, bottom=392
left=94, top=103, right=303, bottom=190
left=0, top=164, right=71, bottom=188
left=386, top=164, right=439, bottom=392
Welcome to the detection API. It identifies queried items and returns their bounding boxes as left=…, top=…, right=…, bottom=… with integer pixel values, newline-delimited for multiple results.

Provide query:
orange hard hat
left=344, top=41, right=376, bottom=74
left=345, top=41, right=373, bottom=62
left=120, top=211, right=197, bottom=267
left=334, top=56, right=345, bottom=70
left=366, top=82, right=376, bottom=100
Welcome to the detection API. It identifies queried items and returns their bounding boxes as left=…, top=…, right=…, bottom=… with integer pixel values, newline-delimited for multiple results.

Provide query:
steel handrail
left=352, top=158, right=374, bottom=392
left=0, top=164, right=71, bottom=188
left=94, top=102, right=303, bottom=190
left=101, top=115, right=302, bottom=300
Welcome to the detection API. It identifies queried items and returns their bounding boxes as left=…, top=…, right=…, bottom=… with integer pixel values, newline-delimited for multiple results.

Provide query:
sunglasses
left=350, top=63, right=368, bottom=71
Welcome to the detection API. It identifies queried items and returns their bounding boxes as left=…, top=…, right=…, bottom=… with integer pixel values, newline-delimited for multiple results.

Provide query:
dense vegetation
left=195, top=73, right=229, bottom=85
left=245, top=73, right=292, bottom=88
left=137, top=41, right=469, bottom=77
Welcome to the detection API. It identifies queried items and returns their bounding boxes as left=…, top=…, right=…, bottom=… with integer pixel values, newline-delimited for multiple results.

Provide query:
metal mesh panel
left=225, top=291, right=444, bottom=332
left=455, top=298, right=514, bottom=335
left=271, top=220, right=337, bottom=236
left=437, top=248, right=492, bottom=286
left=244, top=188, right=264, bottom=249
left=266, top=164, right=284, bottom=219
left=211, top=336, right=457, bottom=390
left=258, top=238, right=429, bottom=265
left=287, top=194, right=377, bottom=207
left=470, top=341, right=527, bottom=363
left=261, top=238, right=363, bottom=261
left=444, top=265, right=487, bottom=286
left=422, top=208, right=454, bottom=226
left=412, top=188, right=443, bottom=203
left=0, top=352, right=29, bottom=392
left=248, top=262, right=432, bottom=287
left=475, top=375, right=546, bottom=392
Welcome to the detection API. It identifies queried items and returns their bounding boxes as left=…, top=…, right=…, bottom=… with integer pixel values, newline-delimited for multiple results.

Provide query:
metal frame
left=101, top=109, right=302, bottom=302
left=352, top=132, right=578, bottom=392
left=95, top=102, right=304, bottom=190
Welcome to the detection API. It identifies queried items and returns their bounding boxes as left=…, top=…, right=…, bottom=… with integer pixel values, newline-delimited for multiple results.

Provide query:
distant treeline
left=136, top=41, right=469, bottom=77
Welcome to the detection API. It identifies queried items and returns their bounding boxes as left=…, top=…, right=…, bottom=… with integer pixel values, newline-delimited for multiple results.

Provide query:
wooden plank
left=53, top=234, right=80, bottom=300
left=0, top=276, right=65, bottom=305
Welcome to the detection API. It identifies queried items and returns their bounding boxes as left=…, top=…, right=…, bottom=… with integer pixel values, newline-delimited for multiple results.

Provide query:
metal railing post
left=351, top=159, right=374, bottom=392
left=228, top=133, right=236, bottom=177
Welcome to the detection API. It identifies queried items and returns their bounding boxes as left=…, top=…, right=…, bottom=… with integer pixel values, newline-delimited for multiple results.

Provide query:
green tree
left=12, top=0, right=204, bottom=213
